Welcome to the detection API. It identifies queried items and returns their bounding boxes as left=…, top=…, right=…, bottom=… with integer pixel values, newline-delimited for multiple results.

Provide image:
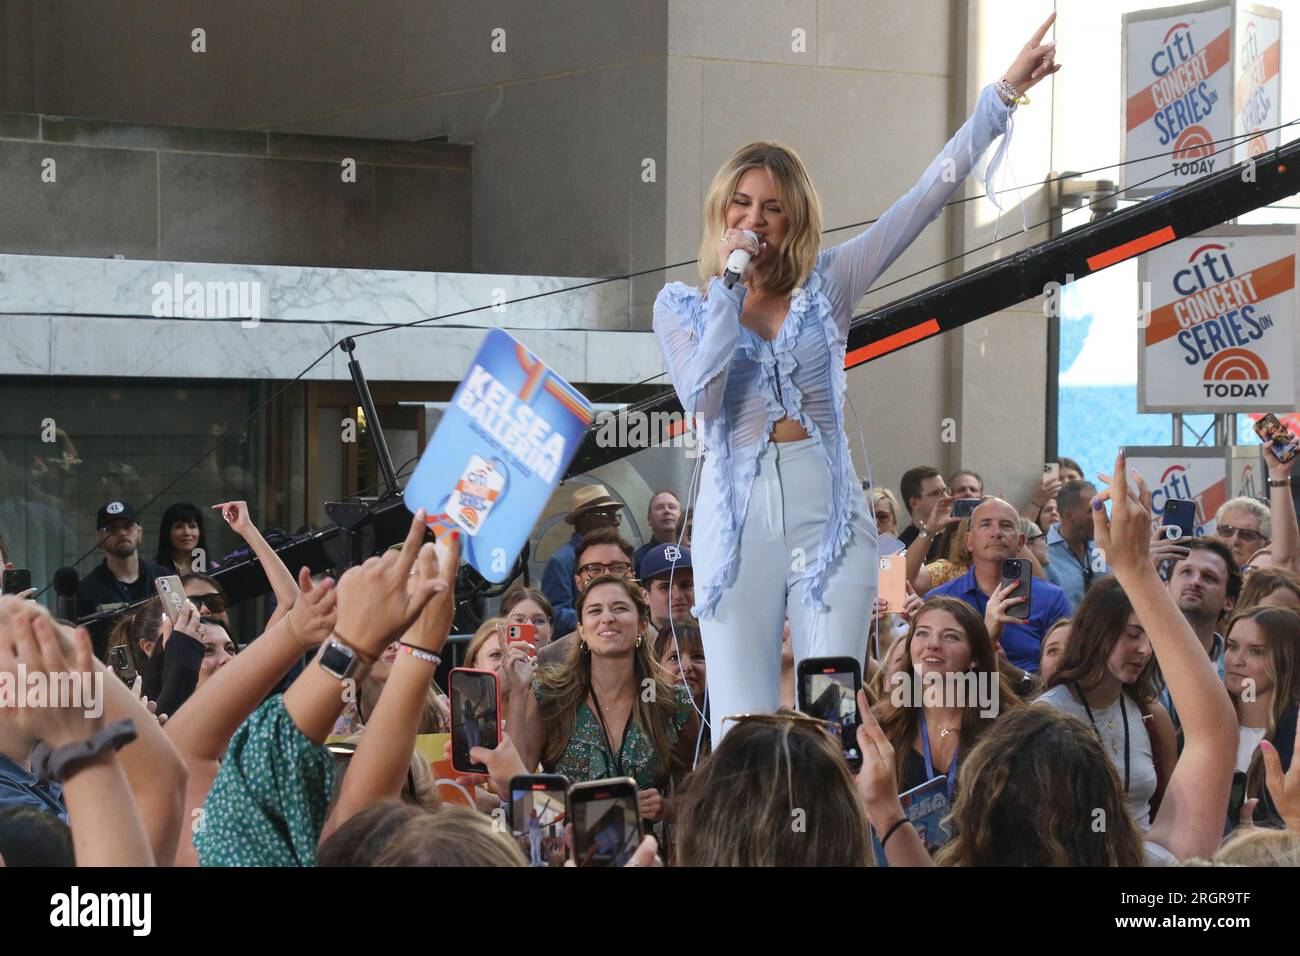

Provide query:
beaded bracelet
left=399, top=642, right=441, bottom=666
left=996, top=77, right=1029, bottom=107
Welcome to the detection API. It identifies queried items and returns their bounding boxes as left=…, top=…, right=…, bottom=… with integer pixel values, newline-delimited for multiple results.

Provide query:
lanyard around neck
left=1075, top=682, right=1129, bottom=793
left=919, top=710, right=959, bottom=802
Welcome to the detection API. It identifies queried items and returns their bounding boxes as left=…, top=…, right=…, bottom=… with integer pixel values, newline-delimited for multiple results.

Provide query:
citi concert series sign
left=1122, top=2, right=1283, bottom=196
left=1138, top=228, right=1296, bottom=413
left=1127, top=447, right=1229, bottom=537
left=405, top=329, right=593, bottom=582
left=1232, top=5, right=1283, bottom=165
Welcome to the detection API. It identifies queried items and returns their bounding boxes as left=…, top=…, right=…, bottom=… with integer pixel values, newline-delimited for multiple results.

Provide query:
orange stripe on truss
left=844, top=319, right=941, bottom=368
left=1087, top=226, right=1176, bottom=271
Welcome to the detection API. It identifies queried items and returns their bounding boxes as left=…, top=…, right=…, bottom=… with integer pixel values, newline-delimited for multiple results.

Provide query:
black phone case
left=1000, top=561, right=1032, bottom=620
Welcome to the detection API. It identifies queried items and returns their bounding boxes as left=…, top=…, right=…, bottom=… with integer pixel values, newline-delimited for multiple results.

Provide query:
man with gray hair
left=1045, top=479, right=1107, bottom=610
left=1213, top=496, right=1270, bottom=569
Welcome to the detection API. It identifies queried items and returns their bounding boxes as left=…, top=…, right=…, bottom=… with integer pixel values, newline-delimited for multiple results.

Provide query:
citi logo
left=1151, top=465, right=1195, bottom=517
left=50, top=886, right=151, bottom=936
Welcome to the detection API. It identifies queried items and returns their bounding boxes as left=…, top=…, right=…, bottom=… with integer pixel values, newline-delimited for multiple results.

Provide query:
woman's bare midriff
left=770, top=417, right=811, bottom=442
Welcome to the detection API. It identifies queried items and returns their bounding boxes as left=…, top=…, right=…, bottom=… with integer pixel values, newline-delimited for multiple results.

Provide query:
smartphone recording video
left=154, top=574, right=189, bottom=620
left=999, top=559, right=1032, bottom=621
left=1255, top=413, right=1298, bottom=464
left=1, top=568, right=32, bottom=595
left=569, top=777, right=641, bottom=867
left=951, top=497, right=980, bottom=519
left=450, top=667, right=501, bottom=775
left=506, top=622, right=537, bottom=656
left=510, top=774, right=568, bottom=867
left=796, top=656, right=863, bottom=771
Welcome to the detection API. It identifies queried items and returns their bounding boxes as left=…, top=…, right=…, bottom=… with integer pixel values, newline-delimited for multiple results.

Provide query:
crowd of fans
left=1, top=433, right=1298, bottom=868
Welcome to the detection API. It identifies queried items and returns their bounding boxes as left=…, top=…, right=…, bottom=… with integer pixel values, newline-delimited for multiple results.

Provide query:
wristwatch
left=318, top=637, right=365, bottom=681
left=30, top=718, right=138, bottom=784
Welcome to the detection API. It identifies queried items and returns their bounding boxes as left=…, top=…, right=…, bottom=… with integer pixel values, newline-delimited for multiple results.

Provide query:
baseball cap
left=96, top=500, right=139, bottom=530
left=640, top=542, right=691, bottom=582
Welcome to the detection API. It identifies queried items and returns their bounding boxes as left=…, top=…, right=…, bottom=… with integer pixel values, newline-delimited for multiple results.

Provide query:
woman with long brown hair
left=652, top=18, right=1060, bottom=738
left=854, top=449, right=1239, bottom=866
left=1038, top=576, right=1178, bottom=830
left=873, top=596, right=1021, bottom=797
left=1222, top=605, right=1300, bottom=827
left=505, top=575, right=696, bottom=824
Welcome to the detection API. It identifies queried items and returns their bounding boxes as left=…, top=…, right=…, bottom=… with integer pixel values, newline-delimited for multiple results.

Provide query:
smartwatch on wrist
left=318, top=637, right=364, bottom=681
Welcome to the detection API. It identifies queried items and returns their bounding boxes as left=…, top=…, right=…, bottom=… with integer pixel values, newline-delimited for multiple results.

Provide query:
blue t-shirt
left=0, top=753, right=67, bottom=822
left=927, top=566, right=1073, bottom=673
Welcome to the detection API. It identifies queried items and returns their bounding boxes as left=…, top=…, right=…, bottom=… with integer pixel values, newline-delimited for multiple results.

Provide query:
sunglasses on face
left=191, top=592, right=227, bottom=613
left=1217, top=526, right=1265, bottom=544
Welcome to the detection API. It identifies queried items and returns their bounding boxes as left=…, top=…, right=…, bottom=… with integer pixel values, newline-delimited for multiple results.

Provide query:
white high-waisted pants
left=693, top=437, right=878, bottom=742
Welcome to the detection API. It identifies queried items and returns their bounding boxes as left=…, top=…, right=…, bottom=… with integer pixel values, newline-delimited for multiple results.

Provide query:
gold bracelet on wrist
left=284, top=611, right=315, bottom=649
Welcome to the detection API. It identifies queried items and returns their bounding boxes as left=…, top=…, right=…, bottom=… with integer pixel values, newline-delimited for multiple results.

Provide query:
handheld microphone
left=722, top=230, right=759, bottom=288
left=53, top=567, right=79, bottom=622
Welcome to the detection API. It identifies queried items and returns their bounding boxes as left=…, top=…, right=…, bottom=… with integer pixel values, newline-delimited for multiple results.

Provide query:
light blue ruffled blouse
left=653, top=83, right=1016, bottom=619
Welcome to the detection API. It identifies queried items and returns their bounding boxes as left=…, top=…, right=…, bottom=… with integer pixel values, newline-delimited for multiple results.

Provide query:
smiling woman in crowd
left=872, top=596, right=1021, bottom=797
left=1221, top=606, right=1299, bottom=828
left=505, top=575, right=696, bottom=825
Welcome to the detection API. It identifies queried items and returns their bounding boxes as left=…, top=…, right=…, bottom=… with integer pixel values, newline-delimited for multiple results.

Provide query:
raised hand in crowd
left=213, top=500, right=300, bottom=627
left=282, top=510, right=445, bottom=746
left=982, top=579, right=1025, bottom=649
left=0, top=598, right=157, bottom=866
left=1023, top=470, right=1063, bottom=525
left=130, top=675, right=167, bottom=725
left=165, top=565, right=337, bottom=864
left=322, top=531, right=460, bottom=840
left=1094, top=449, right=1237, bottom=862
left=1263, top=432, right=1298, bottom=572
left=1262, top=710, right=1300, bottom=832
left=1147, top=526, right=1191, bottom=574
left=852, top=688, right=934, bottom=867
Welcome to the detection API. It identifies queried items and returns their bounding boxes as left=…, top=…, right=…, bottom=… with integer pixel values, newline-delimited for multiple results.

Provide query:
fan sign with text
left=405, top=329, right=593, bottom=582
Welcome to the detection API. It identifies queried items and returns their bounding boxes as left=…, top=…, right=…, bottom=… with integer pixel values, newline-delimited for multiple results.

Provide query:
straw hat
left=564, top=484, right=621, bottom=523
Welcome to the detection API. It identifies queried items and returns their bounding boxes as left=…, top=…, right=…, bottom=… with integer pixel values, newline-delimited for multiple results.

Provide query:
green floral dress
left=534, top=679, right=694, bottom=789
left=197, top=695, right=335, bottom=867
